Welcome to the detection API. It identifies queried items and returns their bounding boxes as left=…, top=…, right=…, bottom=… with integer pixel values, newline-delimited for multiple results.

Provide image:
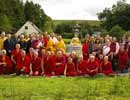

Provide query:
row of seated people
left=0, top=43, right=116, bottom=77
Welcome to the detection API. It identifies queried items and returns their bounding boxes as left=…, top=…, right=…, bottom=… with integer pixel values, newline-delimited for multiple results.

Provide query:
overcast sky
left=28, top=0, right=130, bottom=20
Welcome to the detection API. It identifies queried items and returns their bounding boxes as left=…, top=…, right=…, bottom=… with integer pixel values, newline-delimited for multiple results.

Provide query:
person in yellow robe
left=0, top=32, right=7, bottom=50
left=56, top=35, right=66, bottom=53
left=46, top=36, right=55, bottom=52
left=70, top=34, right=81, bottom=46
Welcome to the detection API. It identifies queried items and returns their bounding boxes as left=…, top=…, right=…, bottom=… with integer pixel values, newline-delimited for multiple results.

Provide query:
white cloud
left=27, top=0, right=130, bottom=20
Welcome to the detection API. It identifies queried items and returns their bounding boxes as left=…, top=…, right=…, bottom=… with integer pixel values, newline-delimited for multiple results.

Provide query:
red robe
left=31, top=57, right=42, bottom=75
left=101, top=61, right=113, bottom=75
left=0, top=55, right=13, bottom=74
left=86, top=60, right=99, bottom=76
left=66, top=62, right=77, bottom=76
left=54, top=56, right=65, bottom=76
left=43, top=37, right=48, bottom=47
left=77, top=60, right=87, bottom=75
left=16, top=55, right=31, bottom=74
left=118, top=50, right=129, bottom=71
left=11, top=49, right=22, bottom=64
left=26, top=53, right=33, bottom=62
left=82, top=43, right=89, bottom=60
left=44, top=55, right=56, bottom=76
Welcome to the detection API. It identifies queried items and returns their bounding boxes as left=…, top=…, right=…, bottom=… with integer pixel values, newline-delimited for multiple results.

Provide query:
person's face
left=16, top=44, right=20, bottom=49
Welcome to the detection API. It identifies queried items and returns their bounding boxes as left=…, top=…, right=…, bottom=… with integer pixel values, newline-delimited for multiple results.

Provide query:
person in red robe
left=44, top=51, right=56, bottom=76
left=43, top=32, right=49, bottom=48
left=26, top=48, right=34, bottom=62
left=0, top=49, right=13, bottom=74
left=82, top=39, right=89, bottom=60
left=100, top=56, right=114, bottom=75
left=30, top=51, right=42, bottom=76
left=16, top=50, right=31, bottom=75
left=54, top=51, right=66, bottom=76
left=11, top=43, right=22, bottom=72
left=86, top=55, right=99, bottom=76
left=69, top=51, right=78, bottom=65
left=118, top=47, right=129, bottom=72
left=98, top=54, right=104, bottom=72
left=77, top=55, right=87, bottom=76
left=64, top=57, right=77, bottom=76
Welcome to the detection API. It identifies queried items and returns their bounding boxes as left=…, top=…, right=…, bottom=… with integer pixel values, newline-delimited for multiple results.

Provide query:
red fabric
left=0, top=55, right=13, bottom=74
left=66, top=62, right=77, bottom=76
left=11, top=49, right=22, bottom=63
left=43, top=37, right=48, bottom=47
left=26, top=53, right=34, bottom=62
left=16, top=55, right=31, bottom=74
left=118, top=50, right=129, bottom=71
left=77, top=60, right=87, bottom=75
left=86, top=60, right=99, bottom=76
left=110, top=42, right=116, bottom=52
left=44, top=55, right=56, bottom=76
left=31, top=57, right=42, bottom=74
left=100, top=61, right=113, bottom=75
left=82, top=43, right=89, bottom=60
left=54, top=56, right=65, bottom=75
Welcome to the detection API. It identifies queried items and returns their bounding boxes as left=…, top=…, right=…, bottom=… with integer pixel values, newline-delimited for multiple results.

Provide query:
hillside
left=53, top=20, right=100, bottom=26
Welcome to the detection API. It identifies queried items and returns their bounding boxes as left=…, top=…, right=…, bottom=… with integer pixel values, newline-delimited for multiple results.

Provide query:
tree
left=109, top=25, right=124, bottom=39
left=0, top=15, right=13, bottom=32
left=98, top=0, right=130, bottom=31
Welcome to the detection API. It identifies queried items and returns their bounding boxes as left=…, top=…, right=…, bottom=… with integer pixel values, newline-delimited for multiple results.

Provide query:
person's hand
left=34, top=71, right=39, bottom=76
left=30, top=71, right=33, bottom=75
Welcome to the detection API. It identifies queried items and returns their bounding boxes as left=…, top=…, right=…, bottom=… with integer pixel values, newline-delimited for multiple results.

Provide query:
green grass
left=53, top=20, right=100, bottom=27
left=0, top=76, right=130, bottom=100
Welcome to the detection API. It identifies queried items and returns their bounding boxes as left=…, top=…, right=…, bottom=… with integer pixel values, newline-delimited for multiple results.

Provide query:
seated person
left=70, top=34, right=81, bottom=46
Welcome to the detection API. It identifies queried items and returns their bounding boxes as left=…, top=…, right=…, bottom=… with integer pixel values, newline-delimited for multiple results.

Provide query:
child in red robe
left=16, top=50, right=31, bottom=75
left=86, top=55, right=99, bottom=76
left=64, top=57, right=77, bottom=76
left=77, top=55, right=87, bottom=76
left=118, top=47, right=129, bottom=72
left=100, top=56, right=114, bottom=75
left=0, top=49, right=13, bottom=74
left=30, top=51, right=42, bottom=76
left=54, top=51, right=66, bottom=76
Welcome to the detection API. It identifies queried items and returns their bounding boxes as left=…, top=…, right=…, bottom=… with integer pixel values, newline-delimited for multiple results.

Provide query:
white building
left=17, top=21, right=42, bottom=35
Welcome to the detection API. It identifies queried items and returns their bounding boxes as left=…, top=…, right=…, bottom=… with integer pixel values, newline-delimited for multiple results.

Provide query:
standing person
left=82, top=39, right=89, bottom=60
left=0, top=32, right=7, bottom=50
left=30, top=51, right=42, bottom=76
left=118, top=47, right=129, bottom=73
left=0, top=49, right=13, bottom=74
left=12, top=33, right=19, bottom=49
left=86, top=55, right=99, bottom=76
left=11, top=44, right=22, bottom=72
left=56, top=35, right=66, bottom=53
left=19, top=35, right=27, bottom=52
left=4, top=34, right=14, bottom=56
left=110, top=37, right=120, bottom=71
left=64, top=57, right=77, bottom=77
left=42, top=32, right=49, bottom=48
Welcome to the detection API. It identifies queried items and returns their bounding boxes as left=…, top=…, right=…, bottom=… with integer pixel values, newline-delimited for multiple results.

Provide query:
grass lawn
left=0, top=76, right=130, bottom=100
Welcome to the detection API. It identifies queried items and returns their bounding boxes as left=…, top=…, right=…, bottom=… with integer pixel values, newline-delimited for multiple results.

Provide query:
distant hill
left=53, top=20, right=100, bottom=26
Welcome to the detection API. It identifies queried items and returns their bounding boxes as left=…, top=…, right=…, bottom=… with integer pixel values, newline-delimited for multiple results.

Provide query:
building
left=17, top=21, right=42, bottom=35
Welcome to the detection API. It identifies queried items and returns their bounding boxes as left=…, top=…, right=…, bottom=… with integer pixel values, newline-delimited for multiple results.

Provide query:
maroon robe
left=66, top=62, right=77, bottom=76
left=16, top=55, right=31, bottom=74
left=86, top=60, right=99, bottom=76
left=118, top=50, right=129, bottom=71
left=101, top=61, right=113, bottom=75
left=77, top=60, right=87, bottom=75
left=0, top=55, right=13, bottom=74
left=31, top=57, right=42, bottom=75
left=44, top=55, right=56, bottom=76
left=82, top=43, right=89, bottom=60
left=54, top=56, right=65, bottom=76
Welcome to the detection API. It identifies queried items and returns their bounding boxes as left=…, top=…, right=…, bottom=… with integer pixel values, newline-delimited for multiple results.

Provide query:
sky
left=28, top=0, right=130, bottom=20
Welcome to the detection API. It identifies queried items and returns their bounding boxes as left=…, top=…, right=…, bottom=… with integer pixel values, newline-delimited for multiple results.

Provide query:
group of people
left=0, top=31, right=130, bottom=77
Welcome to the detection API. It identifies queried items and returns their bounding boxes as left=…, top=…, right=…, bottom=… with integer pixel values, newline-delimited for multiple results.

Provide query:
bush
left=61, top=33, right=74, bottom=39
